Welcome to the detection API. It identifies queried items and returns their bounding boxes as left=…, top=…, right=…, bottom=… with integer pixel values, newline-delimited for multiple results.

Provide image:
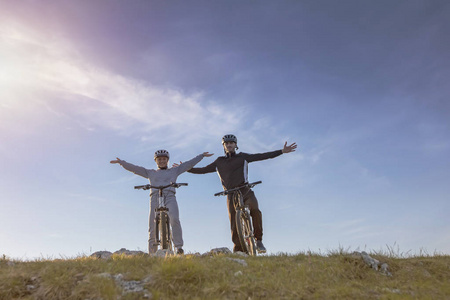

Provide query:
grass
left=1, top=250, right=449, bottom=299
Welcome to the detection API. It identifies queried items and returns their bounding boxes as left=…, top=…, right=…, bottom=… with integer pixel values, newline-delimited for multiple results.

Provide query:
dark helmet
left=154, top=149, right=170, bottom=160
left=222, top=134, right=237, bottom=144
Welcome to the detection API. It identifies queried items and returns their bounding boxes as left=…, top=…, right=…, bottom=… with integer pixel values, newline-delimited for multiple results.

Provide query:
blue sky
left=1, top=0, right=449, bottom=259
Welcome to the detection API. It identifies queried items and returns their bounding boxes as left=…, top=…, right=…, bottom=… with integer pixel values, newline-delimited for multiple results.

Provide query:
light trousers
left=148, top=193, right=183, bottom=253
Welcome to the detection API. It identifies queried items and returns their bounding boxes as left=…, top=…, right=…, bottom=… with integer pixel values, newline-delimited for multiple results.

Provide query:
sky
left=1, top=0, right=449, bottom=260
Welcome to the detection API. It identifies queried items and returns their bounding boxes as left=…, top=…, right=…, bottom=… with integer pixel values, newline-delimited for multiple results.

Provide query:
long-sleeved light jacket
left=119, top=154, right=204, bottom=196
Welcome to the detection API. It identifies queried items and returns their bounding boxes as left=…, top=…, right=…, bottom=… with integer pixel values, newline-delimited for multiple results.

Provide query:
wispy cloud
left=0, top=19, right=266, bottom=149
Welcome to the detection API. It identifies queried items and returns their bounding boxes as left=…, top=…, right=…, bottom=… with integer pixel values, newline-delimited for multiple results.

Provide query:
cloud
left=0, top=18, right=254, bottom=149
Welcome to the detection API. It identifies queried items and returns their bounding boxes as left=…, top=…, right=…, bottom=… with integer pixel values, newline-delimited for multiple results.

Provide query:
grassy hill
left=1, top=250, right=449, bottom=299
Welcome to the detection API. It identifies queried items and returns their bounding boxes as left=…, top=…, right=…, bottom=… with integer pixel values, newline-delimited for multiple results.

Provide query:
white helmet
left=154, top=149, right=170, bottom=160
left=222, top=134, right=237, bottom=144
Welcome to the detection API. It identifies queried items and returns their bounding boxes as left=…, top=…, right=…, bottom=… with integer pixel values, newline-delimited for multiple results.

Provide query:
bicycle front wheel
left=236, top=210, right=257, bottom=255
left=159, top=212, right=172, bottom=250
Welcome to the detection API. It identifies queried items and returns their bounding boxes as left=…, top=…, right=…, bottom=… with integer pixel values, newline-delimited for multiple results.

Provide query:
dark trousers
left=227, top=188, right=263, bottom=252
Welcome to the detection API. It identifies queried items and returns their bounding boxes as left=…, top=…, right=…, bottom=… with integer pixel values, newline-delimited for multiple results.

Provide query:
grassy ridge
left=1, top=251, right=449, bottom=299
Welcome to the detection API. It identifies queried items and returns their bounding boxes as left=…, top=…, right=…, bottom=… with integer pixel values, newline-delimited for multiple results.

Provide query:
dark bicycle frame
left=215, top=181, right=262, bottom=255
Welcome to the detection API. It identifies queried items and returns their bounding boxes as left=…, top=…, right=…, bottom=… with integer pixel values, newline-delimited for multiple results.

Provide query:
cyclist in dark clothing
left=188, top=134, right=297, bottom=253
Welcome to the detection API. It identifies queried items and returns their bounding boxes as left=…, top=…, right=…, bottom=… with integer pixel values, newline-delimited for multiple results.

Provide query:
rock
left=152, top=249, right=174, bottom=257
left=90, top=248, right=147, bottom=259
left=232, top=251, right=248, bottom=257
left=92, top=272, right=153, bottom=298
left=380, top=263, right=391, bottom=276
left=360, top=251, right=380, bottom=270
left=92, top=246, right=249, bottom=259
left=206, top=247, right=232, bottom=255
left=114, top=248, right=147, bottom=256
left=90, top=251, right=113, bottom=259
left=96, top=272, right=113, bottom=279
left=114, top=273, right=152, bottom=298
left=226, top=257, right=248, bottom=266
left=26, top=285, right=37, bottom=292
left=352, top=251, right=392, bottom=277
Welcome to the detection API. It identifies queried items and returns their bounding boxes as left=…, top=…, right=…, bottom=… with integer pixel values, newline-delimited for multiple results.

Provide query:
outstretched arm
left=110, top=157, right=148, bottom=178
left=189, top=160, right=217, bottom=174
left=187, top=153, right=217, bottom=174
left=172, top=152, right=213, bottom=168
left=174, top=152, right=214, bottom=175
left=245, top=141, right=298, bottom=163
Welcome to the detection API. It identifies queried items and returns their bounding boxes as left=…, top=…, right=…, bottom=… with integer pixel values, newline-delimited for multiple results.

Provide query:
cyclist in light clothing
left=110, top=150, right=213, bottom=254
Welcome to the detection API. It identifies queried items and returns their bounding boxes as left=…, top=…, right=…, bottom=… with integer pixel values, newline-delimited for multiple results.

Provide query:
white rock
left=208, top=247, right=232, bottom=255
left=226, top=257, right=248, bottom=266
left=114, top=248, right=146, bottom=256
left=353, top=251, right=392, bottom=277
left=153, top=249, right=174, bottom=257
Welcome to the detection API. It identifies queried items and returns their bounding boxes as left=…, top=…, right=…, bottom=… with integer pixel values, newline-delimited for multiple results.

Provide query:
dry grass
left=1, top=250, right=449, bottom=299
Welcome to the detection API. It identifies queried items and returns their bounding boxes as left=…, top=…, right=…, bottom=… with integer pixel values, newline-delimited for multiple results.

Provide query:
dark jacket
left=188, top=150, right=283, bottom=190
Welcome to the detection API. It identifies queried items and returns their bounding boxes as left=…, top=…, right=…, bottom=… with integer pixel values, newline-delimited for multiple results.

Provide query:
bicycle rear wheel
left=159, top=212, right=172, bottom=250
left=236, top=210, right=257, bottom=255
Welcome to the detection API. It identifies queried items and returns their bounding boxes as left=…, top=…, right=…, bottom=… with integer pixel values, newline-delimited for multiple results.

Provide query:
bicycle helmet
left=222, top=134, right=237, bottom=144
left=154, top=149, right=170, bottom=160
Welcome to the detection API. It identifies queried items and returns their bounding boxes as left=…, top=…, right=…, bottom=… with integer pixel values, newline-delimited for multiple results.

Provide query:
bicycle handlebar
left=214, top=181, right=262, bottom=196
left=134, top=182, right=188, bottom=191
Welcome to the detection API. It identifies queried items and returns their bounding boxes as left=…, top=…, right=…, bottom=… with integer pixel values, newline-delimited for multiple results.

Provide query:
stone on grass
left=352, top=251, right=392, bottom=277
left=90, top=251, right=113, bottom=260
left=226, top=257, right=248, bottom=266
left=152, top=249, right=174, bottom=257
left=206, top=247, right=232, bottom=255
left=114, top=248, right=146, bottom=256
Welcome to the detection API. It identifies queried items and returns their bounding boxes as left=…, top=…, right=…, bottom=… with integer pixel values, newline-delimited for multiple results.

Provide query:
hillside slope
left=1, top=250, right=449, bottom=299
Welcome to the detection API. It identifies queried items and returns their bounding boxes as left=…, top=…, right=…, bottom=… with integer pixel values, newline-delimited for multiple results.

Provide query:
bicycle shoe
left=256, top=241, right=267, bottom=253
left=176, top=247, right=184, bottom=255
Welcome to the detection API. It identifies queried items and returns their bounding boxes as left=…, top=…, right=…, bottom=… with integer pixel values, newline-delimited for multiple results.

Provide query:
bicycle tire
left=167, top=215, right=173, bottom=252
left=243, top=214, right=257, bottom=256
left=160, top=212, right=171, bottom=250
left=155, top=214, right=160, bottom=246
left=236, top=210, right=257, bottom=255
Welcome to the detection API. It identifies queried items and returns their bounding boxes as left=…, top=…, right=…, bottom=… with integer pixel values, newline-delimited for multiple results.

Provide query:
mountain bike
left=214, top=181, right=262, bottom=255
left=134, top=182, right=187, bottom=251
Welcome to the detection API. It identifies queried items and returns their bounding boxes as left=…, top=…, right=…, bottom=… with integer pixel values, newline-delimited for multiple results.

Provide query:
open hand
left=282, top=142, right=297, bottom=153
left=110, top=157, right=122, bottom=164
left=172, top=161, right=182, bottom=168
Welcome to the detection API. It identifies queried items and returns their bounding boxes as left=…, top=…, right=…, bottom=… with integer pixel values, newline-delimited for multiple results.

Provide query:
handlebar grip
left=135, top=185, right=150, bottom=190
left=177, top=183, right=188, bottom=186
